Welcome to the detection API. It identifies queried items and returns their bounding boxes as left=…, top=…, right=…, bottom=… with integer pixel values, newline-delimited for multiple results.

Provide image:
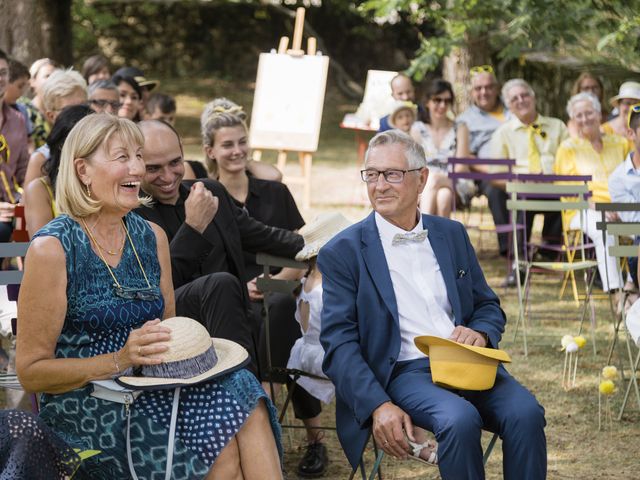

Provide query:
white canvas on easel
left=249, top=52, right=329, bottom=152
left=354, top=69, right=397, bottom=129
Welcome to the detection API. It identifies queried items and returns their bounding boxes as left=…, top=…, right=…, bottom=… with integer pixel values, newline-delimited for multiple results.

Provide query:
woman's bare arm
left=17, top=235, right=171, bottom=394
left=22, top=177, right=54, bottom=234
left=23, top=151, right=47, bottom=189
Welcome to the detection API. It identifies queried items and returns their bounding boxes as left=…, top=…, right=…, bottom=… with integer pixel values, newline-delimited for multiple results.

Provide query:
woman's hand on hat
left=372, top=401, right=413, bottom=459
left=120, top=319, right=171, bottom=369
left=449, top=326, right=487, bottom=347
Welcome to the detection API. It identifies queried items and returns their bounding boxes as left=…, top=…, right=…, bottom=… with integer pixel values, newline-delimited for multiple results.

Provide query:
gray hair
left=87, top=79, right=118, bottom=97
left=566, top=92, right=601, bottom=119
left=364, top=130, right=426, bottom=169
left=42, top=69, right=87, bottom=113
left=501, top=78, right=535, bottom=106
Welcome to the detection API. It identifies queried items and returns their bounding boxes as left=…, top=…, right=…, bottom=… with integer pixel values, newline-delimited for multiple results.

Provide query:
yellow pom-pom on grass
left=599, top=380, right=616, bottom=395
left=573, top=336, right=587, bottom=349
left=602, top=366, right=618, bottom=380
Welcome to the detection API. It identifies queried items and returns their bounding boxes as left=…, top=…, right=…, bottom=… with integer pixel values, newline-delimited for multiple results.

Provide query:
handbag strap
left=127, top=387, right=181, bottom=480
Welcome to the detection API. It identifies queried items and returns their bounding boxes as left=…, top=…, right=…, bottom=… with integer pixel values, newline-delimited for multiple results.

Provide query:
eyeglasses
left=430, top=96, right=453, bottom=105
left=114, top=285, right=159, bottom=301
left=360, top=168, right=423, bottom=183
left=89, top=99, right=122, bottom=110
left=627, top=103, right=640, bottom=128
left=470, top=65, right=494, bottom=76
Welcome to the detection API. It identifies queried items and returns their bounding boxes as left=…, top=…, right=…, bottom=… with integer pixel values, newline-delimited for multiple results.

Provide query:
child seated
left=387, top=100, right=418, bottom=134
left=284, top=213, right=351, bottom=478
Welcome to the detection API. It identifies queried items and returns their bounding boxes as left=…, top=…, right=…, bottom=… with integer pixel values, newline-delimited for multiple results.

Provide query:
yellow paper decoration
left=573, top=336, right=587, bottom=349
left=599, top=380, right=616, bottom=395
left=602, top=366, right=618, bottom=380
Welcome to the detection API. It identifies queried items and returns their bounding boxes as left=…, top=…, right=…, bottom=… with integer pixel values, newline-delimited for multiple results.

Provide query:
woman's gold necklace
left=83, top=219, right=126, bottom=256
left=80, top=217, right=151, bottom=290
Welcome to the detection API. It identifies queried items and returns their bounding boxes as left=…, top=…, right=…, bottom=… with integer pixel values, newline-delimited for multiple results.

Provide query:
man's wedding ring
left=138, top=346, right=142, bottom=356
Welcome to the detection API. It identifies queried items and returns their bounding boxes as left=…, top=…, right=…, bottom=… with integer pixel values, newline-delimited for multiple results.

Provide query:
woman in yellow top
left=555, top=92, right=631, bottom=291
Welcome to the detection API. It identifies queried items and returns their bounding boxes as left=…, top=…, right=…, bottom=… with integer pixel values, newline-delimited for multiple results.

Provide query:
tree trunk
left=0, top=0, right=73, bottom=66
left=442, top=33, right=490, bottom=113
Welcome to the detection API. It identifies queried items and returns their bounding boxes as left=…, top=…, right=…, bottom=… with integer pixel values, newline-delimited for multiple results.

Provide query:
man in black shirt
left=135, top=120, right=304, bottom=370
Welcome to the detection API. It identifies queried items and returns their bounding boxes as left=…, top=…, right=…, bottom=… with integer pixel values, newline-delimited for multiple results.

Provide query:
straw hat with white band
left=295, top=212, right=352, bottom=261
left=117, top=316, right=249, bottom=390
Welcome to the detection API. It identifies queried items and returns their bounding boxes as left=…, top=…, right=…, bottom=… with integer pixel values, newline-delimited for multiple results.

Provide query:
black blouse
left=233, top=174, right=305, bottom=280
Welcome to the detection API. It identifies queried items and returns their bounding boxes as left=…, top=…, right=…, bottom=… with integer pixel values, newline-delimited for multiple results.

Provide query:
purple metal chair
left=448, top=158, right=522, bottom=284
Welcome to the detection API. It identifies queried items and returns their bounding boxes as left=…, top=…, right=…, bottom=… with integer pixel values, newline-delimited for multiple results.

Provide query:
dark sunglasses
left=430, top=96, right=453, bottom=105
left=114, top=285, right=159, bottom=301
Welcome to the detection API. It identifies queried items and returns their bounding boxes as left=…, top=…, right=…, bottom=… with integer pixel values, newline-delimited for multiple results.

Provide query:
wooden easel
left=252, top=7, right=318, bottom=210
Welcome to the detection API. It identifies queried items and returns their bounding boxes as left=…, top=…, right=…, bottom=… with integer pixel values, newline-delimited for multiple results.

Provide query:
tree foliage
left=359, top=0, right=640, bottom=80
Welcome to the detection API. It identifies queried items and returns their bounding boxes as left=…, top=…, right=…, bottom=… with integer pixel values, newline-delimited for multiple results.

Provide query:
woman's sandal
left=405, top=431, right=438, bottom=466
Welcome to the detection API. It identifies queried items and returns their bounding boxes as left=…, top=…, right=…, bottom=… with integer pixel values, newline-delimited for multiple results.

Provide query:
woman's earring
left=86, top=184, right=91, bottom=198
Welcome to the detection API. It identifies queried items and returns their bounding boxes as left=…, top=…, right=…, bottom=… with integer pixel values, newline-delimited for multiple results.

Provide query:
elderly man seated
left=489, top=78, right=569, bottom=286
left=318, top=130, right=546, bottom=479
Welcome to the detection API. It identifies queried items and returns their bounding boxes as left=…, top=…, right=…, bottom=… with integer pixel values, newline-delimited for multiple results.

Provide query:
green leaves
left=358, top=0, right=640, bottom=77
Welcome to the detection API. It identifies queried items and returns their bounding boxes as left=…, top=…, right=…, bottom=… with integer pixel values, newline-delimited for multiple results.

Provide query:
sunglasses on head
left=627, top=103, right=640, bottom=128
left=470, top=65, right=494, bottom=76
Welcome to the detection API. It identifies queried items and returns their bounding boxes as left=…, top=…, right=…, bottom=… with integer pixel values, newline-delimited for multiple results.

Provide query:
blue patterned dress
left=34, top=213, right=281, bottom=479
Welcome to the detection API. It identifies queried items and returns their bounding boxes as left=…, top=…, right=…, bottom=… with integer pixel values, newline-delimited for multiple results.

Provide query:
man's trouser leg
left=387, top=359, right=546, bottom=480
left=480, top=181, right=510, bottom=257
left=175, top=272, right=257, bottom=374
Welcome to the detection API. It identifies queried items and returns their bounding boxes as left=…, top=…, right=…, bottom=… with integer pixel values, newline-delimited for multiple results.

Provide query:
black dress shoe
left=501, top=269, right=525, bottom=288
left=297, top=442, right=328, bottom=478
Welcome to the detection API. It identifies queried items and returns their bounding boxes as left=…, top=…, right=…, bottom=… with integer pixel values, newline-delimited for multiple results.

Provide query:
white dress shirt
left=375, top=212, right=455, bottom=361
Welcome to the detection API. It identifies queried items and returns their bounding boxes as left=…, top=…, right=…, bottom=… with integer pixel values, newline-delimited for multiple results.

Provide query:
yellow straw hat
left=414, top=335, right=511, bottom=391
left=117, top=316, right=249, bottom=390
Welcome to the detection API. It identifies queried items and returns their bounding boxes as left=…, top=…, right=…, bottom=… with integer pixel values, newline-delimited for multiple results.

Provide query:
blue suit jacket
left=317, top=212, right=506, bottom=468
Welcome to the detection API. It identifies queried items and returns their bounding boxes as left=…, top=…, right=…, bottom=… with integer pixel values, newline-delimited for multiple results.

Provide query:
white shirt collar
left=625, top=151, right=640, bottom=173
left=375, top=211, right=423, bottom=246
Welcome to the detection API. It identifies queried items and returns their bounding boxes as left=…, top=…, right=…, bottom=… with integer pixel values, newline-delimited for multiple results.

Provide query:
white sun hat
left=117, top=316, right=249, bottom=390
left=295, top=212, right=352, bottom=261
left=609, top=81, right=640, bottom=107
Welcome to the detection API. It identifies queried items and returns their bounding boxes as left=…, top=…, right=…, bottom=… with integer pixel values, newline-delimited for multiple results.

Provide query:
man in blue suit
left=318, top=130, right=546, bottom=479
